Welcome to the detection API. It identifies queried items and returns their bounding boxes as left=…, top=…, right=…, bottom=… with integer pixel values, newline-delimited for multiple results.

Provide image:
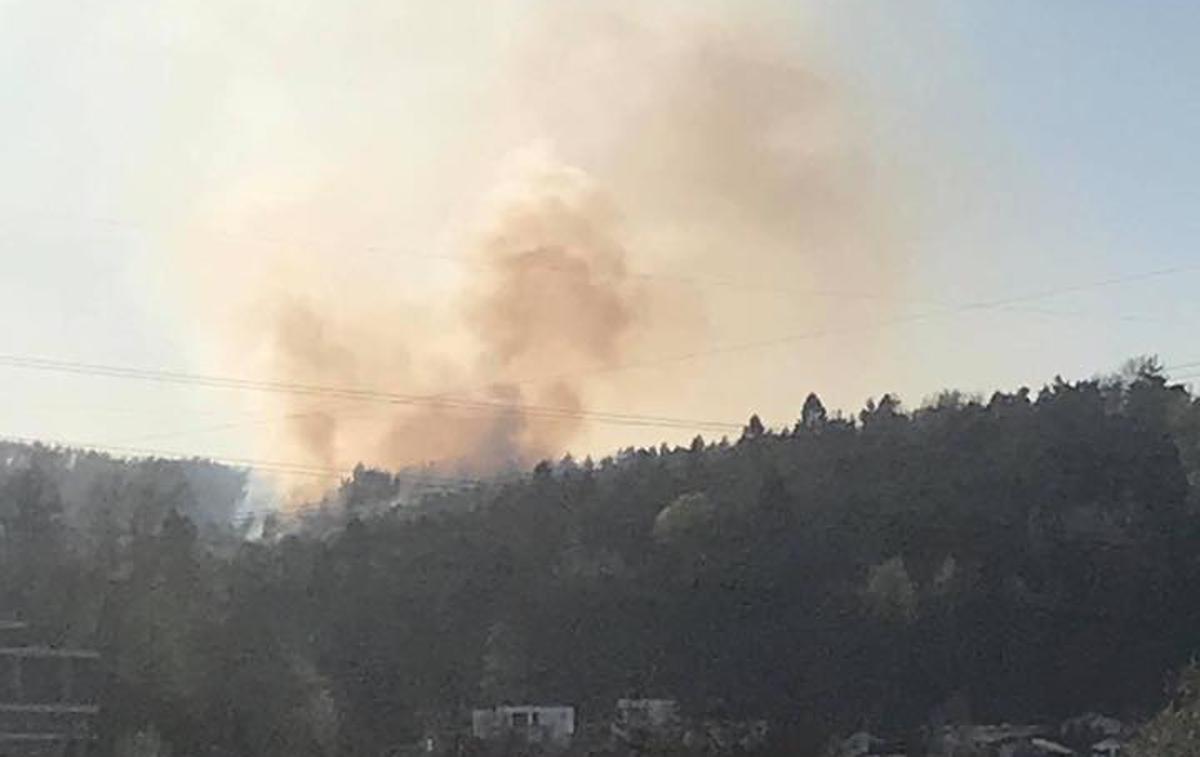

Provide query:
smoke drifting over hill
left=168, top=2, right=909, bottom=490
left=275, top=155, right=642, bottom=477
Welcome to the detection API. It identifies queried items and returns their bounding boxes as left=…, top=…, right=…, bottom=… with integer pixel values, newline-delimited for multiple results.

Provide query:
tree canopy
left=2, top=363, right=1200, bottom=755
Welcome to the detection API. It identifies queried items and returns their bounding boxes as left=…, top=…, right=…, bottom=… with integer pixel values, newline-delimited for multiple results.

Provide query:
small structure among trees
left=0, top=621, right=100, bottom=757
left=471, top=705, right=575, bottom=750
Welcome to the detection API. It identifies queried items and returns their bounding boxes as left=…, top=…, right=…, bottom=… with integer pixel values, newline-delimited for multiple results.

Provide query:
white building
left=471, top=705, right=576, bottom=748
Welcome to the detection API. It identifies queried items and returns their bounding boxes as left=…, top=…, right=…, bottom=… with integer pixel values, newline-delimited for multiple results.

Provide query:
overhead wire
left=1, top=263, right=1195, bottom=455
left=5, top=207, right=1199, bottom=486
left=0, top=353, right=745, bottom=433
left=479, top=263, right=1200, bottom=390
left=0, top=434, right=484, bottom=488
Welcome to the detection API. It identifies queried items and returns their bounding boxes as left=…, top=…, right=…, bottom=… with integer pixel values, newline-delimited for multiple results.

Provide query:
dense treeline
left=3, top=359, right=1200, bottom=755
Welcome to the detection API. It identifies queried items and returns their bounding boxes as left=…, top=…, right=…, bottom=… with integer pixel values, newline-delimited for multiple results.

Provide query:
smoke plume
left=209, top=153, right=643, bottom=484
left=165, top=1, right=911, bottom=494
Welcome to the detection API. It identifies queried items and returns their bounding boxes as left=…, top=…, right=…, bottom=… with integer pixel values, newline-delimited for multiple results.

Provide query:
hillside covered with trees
left=3, top=359, right=1200, bottom=755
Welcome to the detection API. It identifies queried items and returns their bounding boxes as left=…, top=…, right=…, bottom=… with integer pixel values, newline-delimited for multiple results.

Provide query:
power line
left=0, top=434, right=485, bottom=489
left=0, top=354, right=744, bottom=433
left=1, top=263, right=1192, bottom=449
left=0, top=434, right=341, bottom=479
left=484, top=264, right=1200, bottom=389
left=114, top=303, right=1200, bottom=450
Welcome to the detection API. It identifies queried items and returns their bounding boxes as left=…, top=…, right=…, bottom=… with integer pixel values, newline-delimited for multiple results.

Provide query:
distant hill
left=0, top=440, right=247, bottom=527
left=3, top=361, right=1200, bottom=756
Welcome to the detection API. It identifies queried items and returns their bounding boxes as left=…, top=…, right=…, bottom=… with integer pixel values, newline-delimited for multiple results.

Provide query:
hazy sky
left=1, top=1, right=1198, bottom=479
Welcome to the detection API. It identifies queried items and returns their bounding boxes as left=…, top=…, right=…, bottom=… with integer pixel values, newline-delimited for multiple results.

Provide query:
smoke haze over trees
left=4, top=361, right=1200, bottom=754
left=162, top=2, right=911, bottom=490
left=3, top=2, right=1200, bottom=755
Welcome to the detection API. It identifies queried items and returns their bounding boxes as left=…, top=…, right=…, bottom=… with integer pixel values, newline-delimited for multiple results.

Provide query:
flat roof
left=0, top=704, right=99, bottom=715
left=0, top=647, right=100, bottom=660
left=0, top=733, right=95, bottom=742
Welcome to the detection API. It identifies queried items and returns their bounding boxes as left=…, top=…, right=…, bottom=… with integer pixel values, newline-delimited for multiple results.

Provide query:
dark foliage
left=2, top=362, right=1200, bottom=755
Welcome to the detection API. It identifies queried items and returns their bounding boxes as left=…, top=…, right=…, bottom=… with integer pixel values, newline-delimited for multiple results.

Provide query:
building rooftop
left=0, top=647, right=100, bottom=660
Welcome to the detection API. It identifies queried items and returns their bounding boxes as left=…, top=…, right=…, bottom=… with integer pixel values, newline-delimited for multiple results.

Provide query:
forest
left=3, top=358, right=1200, bottom=756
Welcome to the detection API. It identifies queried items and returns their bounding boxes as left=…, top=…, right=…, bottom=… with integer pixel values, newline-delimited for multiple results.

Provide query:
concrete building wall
left=471, top=705, right=575, bottom=747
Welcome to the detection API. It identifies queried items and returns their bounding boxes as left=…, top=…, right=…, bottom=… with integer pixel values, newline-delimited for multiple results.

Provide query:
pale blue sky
left=1, top=1, right=1197, bottom=472
left=813, top=0, right=1200, bottom=390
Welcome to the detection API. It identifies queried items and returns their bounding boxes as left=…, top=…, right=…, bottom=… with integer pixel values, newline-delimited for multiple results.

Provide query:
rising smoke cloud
left=166, top=1, right=910, bottom=493
left=285, top=152, right=645, bottom=477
